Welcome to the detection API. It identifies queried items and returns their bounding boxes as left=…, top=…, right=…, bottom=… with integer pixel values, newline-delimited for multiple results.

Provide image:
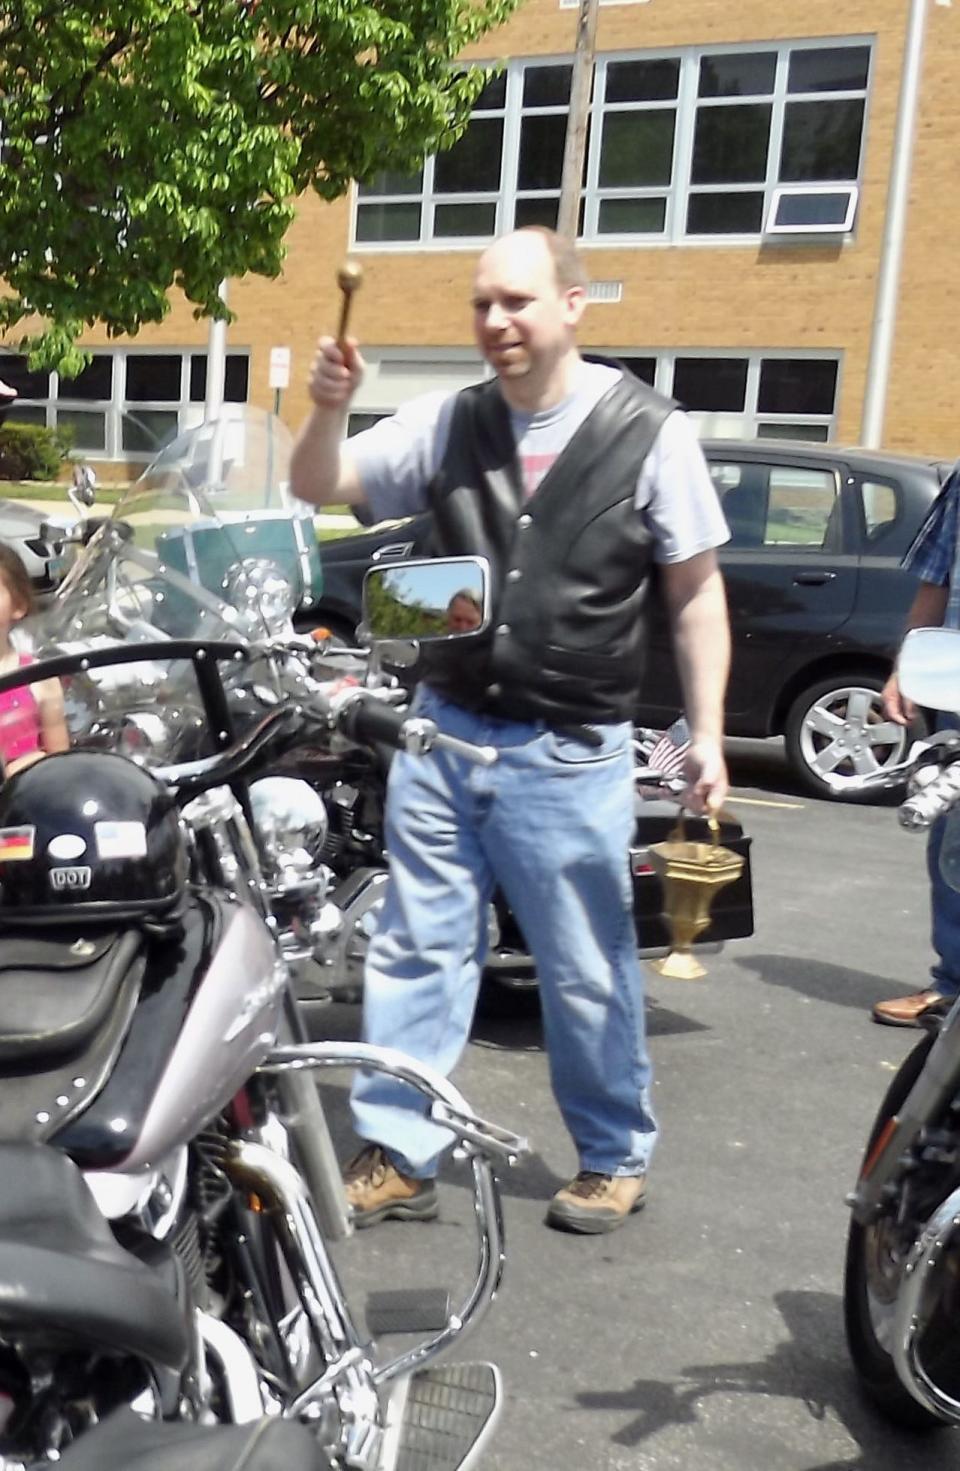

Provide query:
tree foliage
left=365, top=575, right=447, bottom=638
left=0, top=0, right=516, bottom=372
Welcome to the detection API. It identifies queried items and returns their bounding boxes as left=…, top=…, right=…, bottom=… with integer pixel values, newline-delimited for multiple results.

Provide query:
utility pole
left=860, top=0, right=930, bottom=448
left=557, top=0, right=599, bottom=240
left=204, top=279, right=230, bottom=423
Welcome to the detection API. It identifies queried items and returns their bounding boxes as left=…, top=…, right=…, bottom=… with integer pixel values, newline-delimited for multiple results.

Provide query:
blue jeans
left=350, top=687, right=658, bottom=1179
left=929, top=814, right=960, bottom=997
left=927, top=713, right=960, bottom=998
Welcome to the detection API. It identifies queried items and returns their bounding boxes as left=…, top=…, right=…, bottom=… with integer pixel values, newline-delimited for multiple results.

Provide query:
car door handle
left=793, top=570, right=837, bottom=586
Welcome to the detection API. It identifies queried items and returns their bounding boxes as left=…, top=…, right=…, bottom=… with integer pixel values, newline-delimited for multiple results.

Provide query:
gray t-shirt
left=350, top=360, right=729, bottom=565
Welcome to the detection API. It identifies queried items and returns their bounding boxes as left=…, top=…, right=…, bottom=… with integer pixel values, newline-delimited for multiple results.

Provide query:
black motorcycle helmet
left=0, top=751, right=187, bottom=925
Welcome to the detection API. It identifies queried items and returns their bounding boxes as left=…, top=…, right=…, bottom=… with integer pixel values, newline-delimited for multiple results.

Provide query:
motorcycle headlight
left=249, top=777, right=329, bottom=873
left=224, top=558, right=296, bottom=636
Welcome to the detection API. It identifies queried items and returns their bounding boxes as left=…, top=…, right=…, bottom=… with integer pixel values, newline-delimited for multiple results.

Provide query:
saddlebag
left=0, top=928, right=144, bottom=1062
left=0, top=928, right=144, bottom=1143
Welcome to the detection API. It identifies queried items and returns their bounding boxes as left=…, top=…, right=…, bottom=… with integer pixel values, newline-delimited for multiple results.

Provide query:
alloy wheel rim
left=798, top=685, right=908, bottom=788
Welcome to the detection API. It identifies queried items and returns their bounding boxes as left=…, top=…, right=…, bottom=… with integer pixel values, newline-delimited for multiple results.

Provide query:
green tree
left=0, top=0, right=515, bottom=373
left=365, top=574, right=446, bottom=638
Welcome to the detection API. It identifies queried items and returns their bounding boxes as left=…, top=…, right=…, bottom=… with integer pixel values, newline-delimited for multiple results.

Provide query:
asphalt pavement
left=310, top=736, right=953, bottom=1471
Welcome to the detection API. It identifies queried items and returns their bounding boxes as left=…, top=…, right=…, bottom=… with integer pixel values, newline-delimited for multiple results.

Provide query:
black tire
left=479, top=897, right=541, bottom=1017
left=843, top=1031, right=955, bottom=1429
left=478, top=971, right=541, bottom=1021
left=784, top=673, right=930, bottom=802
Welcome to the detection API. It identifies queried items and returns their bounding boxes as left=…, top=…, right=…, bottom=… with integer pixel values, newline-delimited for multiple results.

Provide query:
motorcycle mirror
left=898, top=626, right=960, bottom=713
left=361, top=556, right=490, bottom=643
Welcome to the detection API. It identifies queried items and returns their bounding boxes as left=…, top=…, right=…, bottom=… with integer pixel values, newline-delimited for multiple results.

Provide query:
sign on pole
left=269, top=346, right=291, bottom=390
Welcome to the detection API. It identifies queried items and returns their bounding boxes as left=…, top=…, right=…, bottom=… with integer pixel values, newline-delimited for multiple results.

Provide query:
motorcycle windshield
left=2, top=408, right=306, bottom=772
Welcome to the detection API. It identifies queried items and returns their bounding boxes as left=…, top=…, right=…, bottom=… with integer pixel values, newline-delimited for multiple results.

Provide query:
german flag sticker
left=0, top=826, right=35, bottom=862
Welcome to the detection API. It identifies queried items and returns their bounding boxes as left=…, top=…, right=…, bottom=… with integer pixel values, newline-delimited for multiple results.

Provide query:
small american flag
left=644, top=716, right=691, bottom=777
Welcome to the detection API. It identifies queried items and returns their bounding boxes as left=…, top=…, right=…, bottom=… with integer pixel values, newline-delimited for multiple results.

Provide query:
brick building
left=2, top=0, right=958, bottom=467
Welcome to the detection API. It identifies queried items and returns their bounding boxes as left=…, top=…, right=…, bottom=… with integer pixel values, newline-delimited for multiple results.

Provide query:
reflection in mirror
left=898, top=627, right=960, bottom=713
left=362, top=557, right=490, bottom=643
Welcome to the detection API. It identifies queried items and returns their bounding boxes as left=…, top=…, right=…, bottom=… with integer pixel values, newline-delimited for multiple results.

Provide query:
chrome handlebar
left=899, top=759, right=960, bottom=829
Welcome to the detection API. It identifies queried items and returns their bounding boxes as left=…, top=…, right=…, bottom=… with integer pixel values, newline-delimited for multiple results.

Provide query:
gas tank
left=52, top=893, right=285, bottom=1170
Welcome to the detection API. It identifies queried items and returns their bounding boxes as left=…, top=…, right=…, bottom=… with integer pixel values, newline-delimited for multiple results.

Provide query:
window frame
left=603, top=347, right=843, bottom=439
left=765, top=183, right=860, bottom=235
left=0, top=348, right=251, bottom=462
left=338, top=346, right=842, bottom=442
left=350, top=36, right=872, bottom=251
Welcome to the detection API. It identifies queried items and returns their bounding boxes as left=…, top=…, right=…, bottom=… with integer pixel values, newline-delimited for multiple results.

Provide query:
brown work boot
left=343, top=1144, right=438, bottom=1229
left=871, top=989, right=950, bottom=1029
left=546, top=1171, right=647, bottom=1234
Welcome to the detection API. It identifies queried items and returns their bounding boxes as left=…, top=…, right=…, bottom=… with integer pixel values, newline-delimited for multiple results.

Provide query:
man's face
left=471, top=234, right=585, bottom=382
left=446, top=596, right=482, bottom=633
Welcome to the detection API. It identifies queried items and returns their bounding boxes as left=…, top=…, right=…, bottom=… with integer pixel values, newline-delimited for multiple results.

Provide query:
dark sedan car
left=309, top=439, right=950, bottom=800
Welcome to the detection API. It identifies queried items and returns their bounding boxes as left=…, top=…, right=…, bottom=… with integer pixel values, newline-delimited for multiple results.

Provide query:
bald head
left=471, top=228, right=588, bottom=410
left=478, top=228, right=588, bottom=295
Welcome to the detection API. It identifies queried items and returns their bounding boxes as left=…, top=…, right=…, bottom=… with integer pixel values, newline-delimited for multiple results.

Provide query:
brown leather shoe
left=546, top=1172, right=647, bottom=1234
left=343, top=1144, right=438, bottom=1229
left=871, top=989, right=948, bottom=1028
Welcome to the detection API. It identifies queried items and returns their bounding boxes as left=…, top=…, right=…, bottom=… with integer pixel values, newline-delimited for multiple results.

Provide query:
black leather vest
left=419, top=365, right=677, bottom=726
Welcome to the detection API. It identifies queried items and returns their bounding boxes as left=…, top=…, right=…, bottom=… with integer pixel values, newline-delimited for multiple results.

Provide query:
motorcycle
left=0, top=408, right=527, bottom=1470
left=842, top=624, right=960, bottom=1429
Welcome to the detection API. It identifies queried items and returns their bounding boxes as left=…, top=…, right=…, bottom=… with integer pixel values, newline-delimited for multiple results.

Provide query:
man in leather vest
left=292, top=228, right=731, bottom=1233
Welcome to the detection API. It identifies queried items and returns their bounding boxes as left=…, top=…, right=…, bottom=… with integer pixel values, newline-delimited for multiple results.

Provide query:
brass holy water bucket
left=646, top=812, right=746, bottom=979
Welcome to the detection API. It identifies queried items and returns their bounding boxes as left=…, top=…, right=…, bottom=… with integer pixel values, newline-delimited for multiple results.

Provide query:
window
left=766, top=185, right=859, bottom=234
left=347, top=412, right=390, bottom=437
left=709, top=461, right=840, bottom=550
left=338, top=347, right=839, bottom=442
left=0, top=349, right=250, bottom=461
left=766, top=466, right=838, bottom=548
left=354, top=40, right=871, bottom=246
left=858, top=478, right=900, bottom=545
left=355, top=73, right=508, bottom=243
left=619, top=356, right=656, bottom=385
left=617, top=350, right=840, bottom=438
left=188, top=354, right=250, bottom=406
left=673, top=357, right=749, bottom=414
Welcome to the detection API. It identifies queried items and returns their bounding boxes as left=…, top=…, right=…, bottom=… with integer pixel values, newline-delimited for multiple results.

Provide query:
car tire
left=478, top=971, right=542, bottom=1021
left=784, top=673, right=929, bottom=802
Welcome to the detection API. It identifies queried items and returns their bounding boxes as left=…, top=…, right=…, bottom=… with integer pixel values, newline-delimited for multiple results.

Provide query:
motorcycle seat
left=43, top=1407, right=328, bottom=1471
left=0, top=1142, right=189, bottom=1371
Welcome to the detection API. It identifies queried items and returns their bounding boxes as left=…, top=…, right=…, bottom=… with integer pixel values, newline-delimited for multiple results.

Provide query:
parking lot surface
left=313, top=737, right=955, bottom=1471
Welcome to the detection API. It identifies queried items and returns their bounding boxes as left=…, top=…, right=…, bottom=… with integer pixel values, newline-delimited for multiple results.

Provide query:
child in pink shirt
left=0, top=545, right=69, bottom=776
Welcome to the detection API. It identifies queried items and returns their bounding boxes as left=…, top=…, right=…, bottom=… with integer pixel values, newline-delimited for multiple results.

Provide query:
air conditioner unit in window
left=764, top=185, right=859, bottom=236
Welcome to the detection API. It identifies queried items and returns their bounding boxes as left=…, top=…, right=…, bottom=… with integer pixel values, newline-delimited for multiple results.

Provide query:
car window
left=858, top=478, right=899, bottom=542
left=709, top=461, right=841, bottom=551
left=767, top=467, right=839, bottom=550
left=709, top=462, right=767, bottom=548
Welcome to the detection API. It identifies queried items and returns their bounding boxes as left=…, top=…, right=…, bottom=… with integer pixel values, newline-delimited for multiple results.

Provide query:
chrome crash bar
left=258, top=1042, right=528, bottom=1392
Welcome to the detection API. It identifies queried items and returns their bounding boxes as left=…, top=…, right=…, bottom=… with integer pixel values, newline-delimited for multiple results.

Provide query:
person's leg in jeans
left=873, top=714, right=960, bottom=1026
left=349, top=738, right=495, bottom=1181
left=481, top=721, right=656, bottom=1229
left=347, top=695, right=655, bottom=1229
left=928, top=815, right=960, bottom=1000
